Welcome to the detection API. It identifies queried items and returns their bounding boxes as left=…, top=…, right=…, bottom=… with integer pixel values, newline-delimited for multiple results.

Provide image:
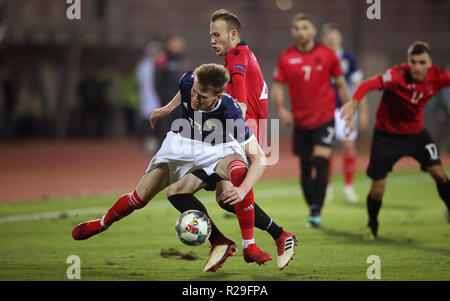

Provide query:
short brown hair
left=291, top=13, right=315, bottom=26
left=194, top=63, right=230, bottom=95
left=321, top=22, right=340, bottom=33
left=211, top=9, right=241, bottom=32
left=408, top=41, right=431, bottom=56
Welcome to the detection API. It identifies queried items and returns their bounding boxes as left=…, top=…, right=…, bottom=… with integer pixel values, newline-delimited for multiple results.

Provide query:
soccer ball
left=175, top=210, right=211, bottom=246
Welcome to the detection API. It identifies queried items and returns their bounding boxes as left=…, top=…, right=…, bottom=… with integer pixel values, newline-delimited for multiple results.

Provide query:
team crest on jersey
left=204, top=120, right=217, bottom=131
left=233, top=49, right=240, bottom=56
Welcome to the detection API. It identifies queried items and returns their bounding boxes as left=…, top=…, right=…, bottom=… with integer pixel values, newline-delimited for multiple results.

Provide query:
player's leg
left=216, top=155, right=288, bottom=242
left=366, top=177, right=386, bottom=239
left=425, top=164, right=450, bottom=222
left=166, top=174, right=227, bottom=244
left=216, top=181, right=298, bottom=269
left=215, top=154, right=272, bottom=265
left=335, top=107, right=359, bottom=203
left=325, top=154, right=334, bottom=203
left=165, top=175, right=237, bottom=272
left=307, top=145, right=333, bottom=228
left=413, top=130, right=450, bottom=222
left=72, top=164, right=171, bottom=240
left=365, top=129, right=403, bottom=239
left=292, top=128, right=315, bottom=210
left=342, top=139, right=359, bottom=203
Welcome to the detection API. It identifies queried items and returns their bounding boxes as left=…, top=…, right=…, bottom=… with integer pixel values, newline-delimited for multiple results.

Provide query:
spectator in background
left=154, top=34, right=189, bottom=142
left=120, top=59, right=139, bottom=137
left=136, top=41, right=162, bottom=153
left=78, top=65, right=104, bottom=137
left=0, top=66, right=16, bottom=139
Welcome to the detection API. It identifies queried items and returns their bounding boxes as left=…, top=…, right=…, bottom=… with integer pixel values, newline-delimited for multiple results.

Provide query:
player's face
left=191, top=80, right=221, bottom=111
left=210, top=20, right=234, bottom=56
left=321, top=29, right=342, bottom=50
left=291, top=20, right=317, bottom=46
left=408, top=53, right=432, bottom=82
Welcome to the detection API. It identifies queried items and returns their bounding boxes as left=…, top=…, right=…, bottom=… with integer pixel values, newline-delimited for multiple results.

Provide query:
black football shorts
left=367, top=129, right=442, bottom=180
left=292, top=119, right=335, bottom=157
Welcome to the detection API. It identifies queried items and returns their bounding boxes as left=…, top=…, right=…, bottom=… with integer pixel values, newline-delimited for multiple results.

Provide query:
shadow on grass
left=318, top=226, right=450, bottom=257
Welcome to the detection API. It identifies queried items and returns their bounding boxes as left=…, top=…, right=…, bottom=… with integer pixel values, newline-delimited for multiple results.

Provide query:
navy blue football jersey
left=174, top=71, right=253, bottom=145
left=333, top=50, right=363, bottom=108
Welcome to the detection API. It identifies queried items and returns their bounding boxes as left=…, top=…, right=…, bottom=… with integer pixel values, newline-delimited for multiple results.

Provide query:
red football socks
left=227, top=160, right=255, bottom=244
left=102, top=190, right=146, bottom=227
left=343, top=150, right=356, bottom=186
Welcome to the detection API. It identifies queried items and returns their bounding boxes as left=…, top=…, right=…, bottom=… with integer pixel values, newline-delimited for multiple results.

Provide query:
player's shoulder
left=229, top=42, right=251, bottom=57
left=179, top=70, right=194, bottom=90
left=428, top=65, right=448, bottom=80
left=219, top=92, right=242, bottom=115
left=342, top=50, right=358, bottom=62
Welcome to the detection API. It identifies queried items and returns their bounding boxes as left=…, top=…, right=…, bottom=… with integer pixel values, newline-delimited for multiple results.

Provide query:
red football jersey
left=353, top=64, right=450, bottom=135
left=224, top=42, right=268, bottom=144
left=273, top=43, right=343, bottom=130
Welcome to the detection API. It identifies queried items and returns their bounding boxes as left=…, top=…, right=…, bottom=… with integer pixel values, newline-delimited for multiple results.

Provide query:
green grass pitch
left=0, top=169, right=449, bottom=281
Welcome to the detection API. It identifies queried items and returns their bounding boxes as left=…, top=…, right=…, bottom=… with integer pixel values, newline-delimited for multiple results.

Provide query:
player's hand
left=278, top=108, right=294, bottom=127
left=340, top=99, right=358, bottom=134
left=220, top=186, right=247, bottom=205
left=149, top=108, right=168, bottom=129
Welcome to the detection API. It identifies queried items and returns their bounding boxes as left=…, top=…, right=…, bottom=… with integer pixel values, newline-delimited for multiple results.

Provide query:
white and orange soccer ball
left=175, top=210, right=211, bottom=246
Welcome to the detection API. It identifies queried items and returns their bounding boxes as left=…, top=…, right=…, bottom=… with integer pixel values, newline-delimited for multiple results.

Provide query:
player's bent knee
left=427, top=165, right=449, bottom=185
left=215, top=154, right=247, bottom=179
left=370, top=179, right=386, bottom=200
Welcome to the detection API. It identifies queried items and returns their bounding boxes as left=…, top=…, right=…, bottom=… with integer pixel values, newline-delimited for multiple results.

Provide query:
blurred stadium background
left=0, top=0, right=449, bottom=202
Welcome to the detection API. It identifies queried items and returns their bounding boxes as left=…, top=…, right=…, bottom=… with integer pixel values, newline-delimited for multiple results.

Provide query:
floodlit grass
left=0, top=169, right=449, bottom=281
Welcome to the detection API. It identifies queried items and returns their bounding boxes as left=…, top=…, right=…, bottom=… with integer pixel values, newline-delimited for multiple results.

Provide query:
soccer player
left=341, top=41, right=450, bottom=239
left=72, top=63, right=272, bottom=267
left=272, top=13, right=352, bottom=228
left=164, top=9, right=298, bottom=272
left=321, top=23, right=369, bottom=203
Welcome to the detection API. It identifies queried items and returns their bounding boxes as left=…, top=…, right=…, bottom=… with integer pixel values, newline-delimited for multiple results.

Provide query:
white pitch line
left=0, top=173, right=434, bottom=224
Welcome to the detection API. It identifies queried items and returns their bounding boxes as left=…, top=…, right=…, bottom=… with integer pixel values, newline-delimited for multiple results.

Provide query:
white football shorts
left=145, top=131, right=249, bottom=184
left=335, top=108, right=358, bottom=141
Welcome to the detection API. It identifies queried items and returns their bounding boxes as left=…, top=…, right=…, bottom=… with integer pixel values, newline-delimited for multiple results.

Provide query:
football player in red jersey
left=272, top=13, right=352, bottom=228
left=341, top=41, right=450, bottom=239
left=164, top=9, right=298, bottom=272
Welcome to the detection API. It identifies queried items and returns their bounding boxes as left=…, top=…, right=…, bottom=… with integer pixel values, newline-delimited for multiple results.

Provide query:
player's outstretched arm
left=341, top=75, right=384, bottom=132
left=149, top=91, right=181, bottom=128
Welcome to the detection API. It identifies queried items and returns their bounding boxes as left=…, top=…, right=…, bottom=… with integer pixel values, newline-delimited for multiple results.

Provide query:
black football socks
left=300, top=158, right=314, bottom=207
left=309, top=157, right=329, bottom=217
left=218, top=200, right=283, bottom=240
left=437, top=178, right=450, bottom=210
left=366, top=194, right=382, bottom=236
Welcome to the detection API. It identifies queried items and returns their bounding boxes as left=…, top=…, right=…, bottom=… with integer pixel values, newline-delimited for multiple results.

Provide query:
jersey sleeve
left=178, top=71, right=194, bottom=103
left=227, top=53, right=249, bottom=104
left=272, top=55, right=286, bottom=83
left=352, top=75, right=383, bottom=102
left=378, top=68, right=399, bottom=90
left=228, top=51, right=249, bottom=78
